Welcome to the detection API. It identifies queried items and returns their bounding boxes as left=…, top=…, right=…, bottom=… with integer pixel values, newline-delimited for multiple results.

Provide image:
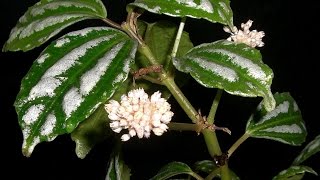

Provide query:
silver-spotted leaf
left=273, top=166, right=318, bottom=180
left=3, top=0, right=107, bottom=52
left=246, top=93, right=307, bottom=146
left=71, top=79, right=131, bottom=159
left=128, top=0, right=233, bottom=26
left=293, top=134, right=320, bottom=165
left=15, top=27, right=138, bottom=157
left=173, top=40, right=275, bottom=111
left=150, top=162, right=199, bottom=180
left=106, top=147, right=131, bottom=180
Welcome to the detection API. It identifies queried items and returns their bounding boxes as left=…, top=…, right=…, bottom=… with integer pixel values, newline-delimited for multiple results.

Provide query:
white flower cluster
left=223, top=20, right=265, bottom=48
left=105, top=88, right=174, bottom=141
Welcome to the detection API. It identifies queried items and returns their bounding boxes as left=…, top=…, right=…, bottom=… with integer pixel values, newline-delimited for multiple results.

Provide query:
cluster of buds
left=223, top=20, right=265, bottom=48
left=104, top=88, right=174, bottom=141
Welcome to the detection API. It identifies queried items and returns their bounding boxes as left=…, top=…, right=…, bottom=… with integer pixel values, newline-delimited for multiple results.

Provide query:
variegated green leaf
left=173, top=40, right=275, bottom=111
left=71, top=79, right=131, bottom=159
left=128, top=0, right=233, bottom=26
left=106, top=147, right=131, bottom=180
left=150, top=162, right=200, bottom=180
left=246, top=93, right=307, bottom=145
left=15, top=27, right=138, bottom=157
left=273, top=166, right=318, bottom=180
left=293, top=134, right=320, bottom=165
left=3, top=0, right=107, bottom=52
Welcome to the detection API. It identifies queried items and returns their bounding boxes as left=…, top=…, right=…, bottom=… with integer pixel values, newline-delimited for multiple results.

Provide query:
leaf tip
left=72, top=138, right=90, bottom=159
left=22, top=137, right=40, bottom=157
left=263, top=91, right=276, bottom=112
left=2, top=43, right=9, bottom=52
left=22, top=149, right=32, bottom=158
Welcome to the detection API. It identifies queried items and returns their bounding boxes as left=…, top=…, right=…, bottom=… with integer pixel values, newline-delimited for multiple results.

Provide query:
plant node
left=196, top=110, right=231, bottom=135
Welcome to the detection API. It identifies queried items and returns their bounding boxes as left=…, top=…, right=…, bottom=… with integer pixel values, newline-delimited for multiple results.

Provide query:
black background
left=0, top=0, right=319, bottom=180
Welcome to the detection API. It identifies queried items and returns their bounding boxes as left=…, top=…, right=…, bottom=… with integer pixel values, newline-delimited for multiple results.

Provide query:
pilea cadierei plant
left=4, top=0, right=320, bottom=179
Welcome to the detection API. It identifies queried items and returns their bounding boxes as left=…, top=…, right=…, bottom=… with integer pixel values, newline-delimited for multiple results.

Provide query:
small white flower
left=104, top=88, right=174, bottom=141
left=223, top=20, right=265, bottom=48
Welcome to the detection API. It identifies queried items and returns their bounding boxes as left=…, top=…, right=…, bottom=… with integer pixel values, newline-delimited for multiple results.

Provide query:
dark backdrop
left=1, top=0, right=319, bottom=180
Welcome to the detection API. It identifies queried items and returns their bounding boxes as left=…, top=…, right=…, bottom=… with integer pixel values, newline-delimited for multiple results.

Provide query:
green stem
left=138, top=45, right=198, bottom=122
left=171, top=17, right=186, bottom=58
left=202, top=130, right=231, bottom=180
left=205, top=168, right=220, bottom=180
left=140, top=76, right=163, bottom=85
left=207, top=89, right=223, bottom=124
left=101, top=18, right=122, bottom=30
left=141, top=45, right=231, bottom=180
left=168, top=122, right=198, bottom=131
left=135, top=18, right=230, bottom=180
left=202, top=130, right=222, bottom=157
left=191, top=172, right=205, bottom=180
left=227, top=133, right=250, bottom=158
left=205, top=164, right=232, bottom=180
left=220, top=164, right=231, bottom=180
left=163, top=78, right=198, bottom=123
left=138, top=44, right=161, bottom=66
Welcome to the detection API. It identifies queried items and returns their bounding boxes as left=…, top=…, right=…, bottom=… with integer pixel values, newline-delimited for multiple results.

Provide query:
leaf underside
left=273, top=165, right=318, bottom=180
left=293, top=134, right=320, bottom=165
left=106, top=147, right=131, bottom=180
left=150, top=162, right=194, bottom=180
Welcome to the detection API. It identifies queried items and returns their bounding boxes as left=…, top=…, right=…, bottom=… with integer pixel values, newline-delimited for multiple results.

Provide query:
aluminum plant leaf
left=173, top=40, right=275, bottom=111
left=71, top=79, right=131, bottom=159
left=128, top=0, right=233, bottom=26
left=246, top=93, right=307, bottom=146
left=293, top=134, right=320, bottom=165
left=3, top=0, right=107, bottom=52
left=150, top=162, right=200, bottom=180
left=273, top=166, right=318, bottom=180
left=15, top=27, right=138, bottom=157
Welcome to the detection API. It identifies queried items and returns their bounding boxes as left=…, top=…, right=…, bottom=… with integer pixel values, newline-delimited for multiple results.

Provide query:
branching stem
left=129, top=15, right=231, bottom=180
